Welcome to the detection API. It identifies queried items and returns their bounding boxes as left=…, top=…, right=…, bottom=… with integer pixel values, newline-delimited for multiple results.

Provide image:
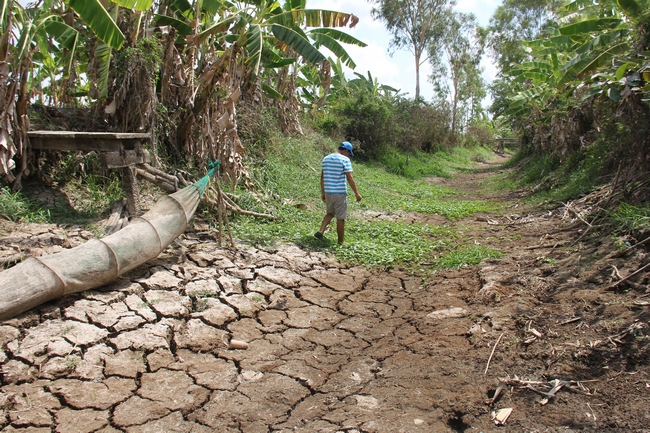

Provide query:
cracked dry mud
left=0, top=157, right=649, bottom=433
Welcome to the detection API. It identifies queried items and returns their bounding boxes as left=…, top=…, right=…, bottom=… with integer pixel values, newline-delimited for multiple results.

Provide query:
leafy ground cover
left=225, top=136, right=500, bottom=268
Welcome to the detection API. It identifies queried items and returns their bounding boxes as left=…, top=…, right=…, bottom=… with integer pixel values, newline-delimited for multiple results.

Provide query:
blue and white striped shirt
left=322, top=152, right=352, bottom=194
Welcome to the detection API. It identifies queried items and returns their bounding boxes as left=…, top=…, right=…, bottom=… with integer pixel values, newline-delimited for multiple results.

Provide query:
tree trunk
left=414, top=51, right=421, bottom=101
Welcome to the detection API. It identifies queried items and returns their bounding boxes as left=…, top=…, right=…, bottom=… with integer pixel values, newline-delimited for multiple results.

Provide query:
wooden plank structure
left=27, top=131, right=151, bottom=217
left=491, top=137, right=520, bottom=153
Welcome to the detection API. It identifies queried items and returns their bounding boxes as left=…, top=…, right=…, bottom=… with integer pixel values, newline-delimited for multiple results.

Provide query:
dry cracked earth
left=0, top=156, right=649, bottom=433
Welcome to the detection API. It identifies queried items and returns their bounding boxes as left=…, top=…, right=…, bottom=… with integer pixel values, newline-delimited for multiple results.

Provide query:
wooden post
left=121, top=166, right=141, bottom=218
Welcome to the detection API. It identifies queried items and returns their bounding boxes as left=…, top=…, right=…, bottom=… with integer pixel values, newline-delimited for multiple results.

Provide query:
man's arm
left=320, top=170, right=326, bottom=202
left=345, top=172, right=362, bottom=202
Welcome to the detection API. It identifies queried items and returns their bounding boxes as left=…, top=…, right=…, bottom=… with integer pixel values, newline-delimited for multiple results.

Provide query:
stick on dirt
left=485, top=333, right=504, bottom=375
left=606, top=261, right=650, bottom=291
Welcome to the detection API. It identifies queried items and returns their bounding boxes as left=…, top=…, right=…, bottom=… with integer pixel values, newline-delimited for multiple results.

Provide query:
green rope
left=193, top=160, right=220, bottom=196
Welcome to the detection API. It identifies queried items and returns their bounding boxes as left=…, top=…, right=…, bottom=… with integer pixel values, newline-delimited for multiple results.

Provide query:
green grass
left=1, top=172, right=126, bottom=227
left=353, top=163, right=496, bottom=218
left=608, top=203, right=650, bottom=235
left=226, top=134, right=501, bottom=268
left=434, top=244, right=503, bottom=269
left=61, top=175, right=124, bottom=217
left=0, top=187, right=50, bottom=223
left=378, top=150, right=450, bottom=179
left=500, top=148, right=610, bottom=205
left=332, top=221, right=457, bottom=268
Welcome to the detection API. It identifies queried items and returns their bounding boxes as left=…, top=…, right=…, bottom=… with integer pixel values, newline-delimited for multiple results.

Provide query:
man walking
left=315, top=141, right=362, bottom=244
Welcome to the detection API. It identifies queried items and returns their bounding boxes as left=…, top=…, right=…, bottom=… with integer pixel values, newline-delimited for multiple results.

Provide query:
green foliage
left=404, top=197, right=496, bottom=219
left=487, top=0, right=650, bottom=181
left=336, top=221, right=454, bottom=267
left=499, top=151, right=596, bottom=203
left=390, top=99, right=454, bottom=153
left=378, top=151, right=449, bottom=179
left=62, top=175, right=124, bottom=217
left=609, top=203, right=650, bottom=235
left=434, top=244, right=503, bottom=269
left=371, top=0, right=450, bottom=100
left=519, top=154, right=560, bottom=185
left=36, top=151, right=126, bottom=222
left=317, top=92, right=454, bottom=161
left=429, top=11, right=486, bottom=134
left=229, top=133, right=499, bottom=268
left=66, top=0, right=125, bottom=49
left=0, top=187, right=50, bottom=223
left=326, top=90, right=393, bottom=160
left=464, top=118, right=496, bottom=148
left=237, top=104, right=282, bottom=157
left=115, top=37, right=162, bottom=75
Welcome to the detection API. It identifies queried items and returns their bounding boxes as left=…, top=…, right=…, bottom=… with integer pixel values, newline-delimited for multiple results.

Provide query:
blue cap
left=339, top=141, right=354, bottom=156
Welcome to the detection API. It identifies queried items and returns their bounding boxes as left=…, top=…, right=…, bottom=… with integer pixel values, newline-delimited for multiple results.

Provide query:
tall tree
left=429, top=11, right=485, bottom=135
left=370, top=0, right=451, bottom=101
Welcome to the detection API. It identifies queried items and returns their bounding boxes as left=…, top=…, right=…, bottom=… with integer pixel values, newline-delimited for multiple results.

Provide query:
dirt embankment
left=0, top=155, right=648, bottom=433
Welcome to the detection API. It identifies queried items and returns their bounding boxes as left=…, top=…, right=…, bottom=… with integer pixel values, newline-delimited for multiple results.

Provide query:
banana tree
left=150, top=0, right=365, bottom=185
left=2, top=0, right=365, bottom=190
left=0, top=0, right=154, bottom=187
left=501, top=0, right=649, bottom=121
left=255, top=1, right=367, bottom=135
left=348, top=70, right=398, bottom=96
left=1, top=0, right=90, bottom=187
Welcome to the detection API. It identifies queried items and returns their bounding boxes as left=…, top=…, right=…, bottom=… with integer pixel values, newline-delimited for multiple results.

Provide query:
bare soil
left=0, top=154, right=648, bottom=433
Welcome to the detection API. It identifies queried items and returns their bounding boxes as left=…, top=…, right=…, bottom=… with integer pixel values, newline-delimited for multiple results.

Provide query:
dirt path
left=0, top=155, right=648, bottom=432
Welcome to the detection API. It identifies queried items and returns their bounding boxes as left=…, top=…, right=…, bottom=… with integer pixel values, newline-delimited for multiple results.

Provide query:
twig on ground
left=565, top=202, right=592, bottom=227
left=558, top=317, right=582, bottom=325
left=498, top=376, right=597, bottom=404
left=526, top=241, right=568, bottom=250
left=610, top=265, right=623, bottom=282
left=485, top=333, right=504, bottom=375
left=606, top=262, right=650, bottom=291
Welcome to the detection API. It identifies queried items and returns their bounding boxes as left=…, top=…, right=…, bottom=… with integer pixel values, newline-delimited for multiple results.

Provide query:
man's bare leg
left=337, top=219, right=345, bottom=244
left=316, top=213, right=335, bottom=238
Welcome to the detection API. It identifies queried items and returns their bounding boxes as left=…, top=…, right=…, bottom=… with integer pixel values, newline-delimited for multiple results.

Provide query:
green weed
left=611, top=235, right=631, bottom=251
left=480, top=171, right=519, bottom=195
left=609, top=203, right=650, bottom=236
left=62, top=175, right=124, bottom=217
left=379, top=150, right=450, bottom=179
left=335, top=221, right=454, bottom=268
left=193, top=298, right=208, bottom=312
left=64, top=355, right=80, bottom=368
left=0, top=187, right=50, bottom=222
left=434, top=244, right=503, bottom=269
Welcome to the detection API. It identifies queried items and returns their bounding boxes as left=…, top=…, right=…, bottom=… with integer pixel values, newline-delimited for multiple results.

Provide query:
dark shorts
left=325, top=194, right=348, bottom=220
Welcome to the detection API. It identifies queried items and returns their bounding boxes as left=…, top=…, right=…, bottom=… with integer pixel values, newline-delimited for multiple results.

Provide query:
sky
left=307, top=0, right=502, bottom=103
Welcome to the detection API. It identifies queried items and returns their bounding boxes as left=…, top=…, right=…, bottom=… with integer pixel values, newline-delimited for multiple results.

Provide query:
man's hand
left=355, top=193, right=362, bottom=202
